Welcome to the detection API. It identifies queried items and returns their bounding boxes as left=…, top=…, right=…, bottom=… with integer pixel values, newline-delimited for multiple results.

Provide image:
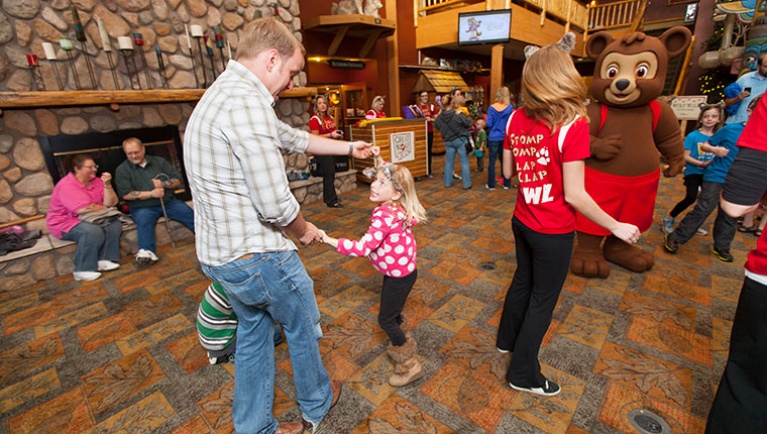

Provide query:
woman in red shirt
left=309, top=95, right=344, bottom=208
left=496, top=40, right=639, bottom=397
left=366, top=95, right=387, bottom=119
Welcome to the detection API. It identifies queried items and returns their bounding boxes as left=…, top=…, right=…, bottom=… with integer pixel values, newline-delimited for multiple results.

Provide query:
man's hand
left=350, top=141, right=375, bottom=159
left=152, top=179, right=164, bottom=189
left=150, top=187, right=164, bottom=198
left=739, top=90, right=751, bottom=100
left=299, top=222, right=323, bottom=246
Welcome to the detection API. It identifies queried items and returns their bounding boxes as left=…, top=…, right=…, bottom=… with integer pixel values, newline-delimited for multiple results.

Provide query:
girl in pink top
left=321, top=151, right=427, bottom=387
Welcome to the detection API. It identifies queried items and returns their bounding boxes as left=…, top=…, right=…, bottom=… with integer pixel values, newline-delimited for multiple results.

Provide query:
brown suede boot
left=387, top=338, right=424, bottom=387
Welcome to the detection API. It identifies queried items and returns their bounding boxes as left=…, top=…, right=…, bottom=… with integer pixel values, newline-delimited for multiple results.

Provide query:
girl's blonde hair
left=313, top=94, right=332, bottom=118
left=379, top=164, right=427, bottom=224
left=697, top=103, right=723, bottom=132
left=494, top=86, right=511, bottom=104
left=371, top=95, right=385, bottom=108
left=520, top=44, right=587, bottom=133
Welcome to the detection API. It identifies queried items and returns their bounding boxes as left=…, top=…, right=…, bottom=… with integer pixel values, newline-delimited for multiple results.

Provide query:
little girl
left=321, top=151, right=427, bottom=387
left=661, top=104, right=723, bottom=235
left=497, top=37, right=639, bottom=397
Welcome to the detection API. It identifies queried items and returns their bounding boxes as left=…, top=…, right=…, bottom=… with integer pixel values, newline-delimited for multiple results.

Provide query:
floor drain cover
left=479, top=262, right=496, bottom=270
left=627, top=409, right=671, bottom=434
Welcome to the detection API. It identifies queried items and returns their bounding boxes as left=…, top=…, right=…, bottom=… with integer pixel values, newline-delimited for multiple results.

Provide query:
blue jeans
left=130, top=198, right=195, bottom=253
left=487, top=140, right=510, bottom=188
left=443, top=137, right=471, bottom=188
left=201, top=250, right=333, bottom=434
left=61, top=219, right=122, bottom=272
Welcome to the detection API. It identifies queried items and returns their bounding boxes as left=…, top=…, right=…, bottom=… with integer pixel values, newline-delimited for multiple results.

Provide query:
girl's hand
left=101, top=172, right=112, bottom=183
left=612, top=223, right=641, bottom=244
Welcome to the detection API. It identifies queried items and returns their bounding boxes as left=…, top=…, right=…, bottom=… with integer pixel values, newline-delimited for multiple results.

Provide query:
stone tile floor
left=0, top=158, right=758, bottom=433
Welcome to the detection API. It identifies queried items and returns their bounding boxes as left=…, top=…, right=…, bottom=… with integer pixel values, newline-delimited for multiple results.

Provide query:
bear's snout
left=615, top=79, right=631, bottom=91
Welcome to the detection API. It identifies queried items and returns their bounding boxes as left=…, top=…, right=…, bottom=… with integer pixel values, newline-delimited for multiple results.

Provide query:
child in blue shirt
left=665, top=96, right=762, bottom=262
left=661, top=104, right=722, bottom=235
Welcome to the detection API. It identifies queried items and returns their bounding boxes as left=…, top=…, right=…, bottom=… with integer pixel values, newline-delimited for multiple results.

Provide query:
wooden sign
left=668, top=95, right=708, bottom=120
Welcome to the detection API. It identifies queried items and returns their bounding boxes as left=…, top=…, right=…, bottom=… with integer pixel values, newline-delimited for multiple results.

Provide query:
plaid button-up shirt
left=184, top=60, right=309, bottom=266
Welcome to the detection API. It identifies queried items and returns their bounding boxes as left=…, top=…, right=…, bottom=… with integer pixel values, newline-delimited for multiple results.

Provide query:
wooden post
left=386, top=0, right=400, bottom=111
left=491, top=44, right=504, bottom=100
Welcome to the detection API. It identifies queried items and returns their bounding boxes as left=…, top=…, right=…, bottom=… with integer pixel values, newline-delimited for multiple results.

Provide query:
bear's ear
left=699, top=103, right=707, bottom=110
left=585, top=32, right=614, bottom=60
left=659, top=26, right=692, bottom=58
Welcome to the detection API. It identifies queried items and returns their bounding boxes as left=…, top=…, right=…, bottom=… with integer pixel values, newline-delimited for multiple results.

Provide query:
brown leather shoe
left=276, top=421, right=304, bottom=434
left=329, top=379, right=342, bottom=409
left=302, top=380, right=343, bottom=433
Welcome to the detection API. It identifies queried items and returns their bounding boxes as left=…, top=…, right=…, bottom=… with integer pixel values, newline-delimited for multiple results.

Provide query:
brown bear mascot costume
left=570, top=27, right=692, bottom=278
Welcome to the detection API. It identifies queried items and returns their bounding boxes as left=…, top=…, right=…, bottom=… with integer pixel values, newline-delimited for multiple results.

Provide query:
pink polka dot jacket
left=336, top=204, right=418, bottom=278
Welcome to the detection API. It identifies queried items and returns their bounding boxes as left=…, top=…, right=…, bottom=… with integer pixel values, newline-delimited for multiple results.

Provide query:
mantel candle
left=184, top=24, right=192, bottom=49
left=118, top=36, right=133, bottom=51
left=96, top=17, right=112, bottom=52
left=42, top=42, right=57, bottom=60
left=59, top=37, right=74, bottom=51
left=133, top=33, right=144, bottom=46
left=190, top=25, right=203, bottom=37
left=26, top=54, right=39, bottom=66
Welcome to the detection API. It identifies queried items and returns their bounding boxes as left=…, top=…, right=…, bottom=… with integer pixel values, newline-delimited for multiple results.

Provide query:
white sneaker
left=696, top=228, right=709, bottom=236
left=97, top=260, right=120, bottom=271
left=135, top=249, right=159, bottom=265
left=73, top=271, right=102, bottom=281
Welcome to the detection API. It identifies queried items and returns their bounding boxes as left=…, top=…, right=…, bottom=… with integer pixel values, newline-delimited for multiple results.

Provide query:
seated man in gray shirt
left=115, top=137, right=195, bottom=265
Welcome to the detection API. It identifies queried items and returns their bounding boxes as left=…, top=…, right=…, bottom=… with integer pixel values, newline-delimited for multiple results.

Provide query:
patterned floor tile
left=123, top=291, right=184, bottom=329
left=599, top=382, right=707, bottom=433
left=166, top=331, right=209, bottom=374
left=711, top=274, right=742, bottom=304
left=711, top=317, right=733, bottom=357
left=438, top=326, right=510, bottom=382
left=558, top=305, right=614, bottom=349
left=346, top=352, right=398, bottom=406
left=145, top=268, right=205, bottom=295
left=506, top=366, right=586, bottom=434
left=427, top=294, right=486, bottom=333
left=115, top=313, right=191, bottom=355
left=77, top=312, right=137, bottom=353
left=170, top=415, right=212, bottom=434
left=420, top=361, right=511, bottom=431
left=0, top=368, right=60, bottom=413
left=627, top=317, right=712, bottom=367
left=34, top=302, right=108, bottom=338
left=642, top=263, right=711, bottom=306
left=3, top=284, right=107, bottom=335
left=198, top=383, right=234, bottom=432
left=619, top=290, right=697, bottom=331
left=81, top=349, right=165, bottom=414
left=7, top=387, right=93, bottom=434
left=349, top=394, right=454, bottom=433
left=87, top=390, right=176, bottom=432
left=594, top=341, right=693, bottom=409
left=320, top=284, right=378, bottom=319
left=322, top=313, right=388, bottom=362
left=0, top=292, right=38, bottom=316
left=112, top=268, right=160, bottom=293
left=0, top=334, right=64, bottom=385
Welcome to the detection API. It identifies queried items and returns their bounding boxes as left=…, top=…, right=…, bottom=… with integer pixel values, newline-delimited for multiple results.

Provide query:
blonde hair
left=452, top=95, right=466, bottom=108
left=380, top=164, right=427, bottom=224
left=521, top=44, right=587, bottom=133
left=313, top=95, right=332, bottom=118
left=475, top=119, right=486, bottom=129
left=371, top=95, right=385, bottom=108
left=494, top=86, right=511, bottom=104
left=236, top=18, right=305, bottom=61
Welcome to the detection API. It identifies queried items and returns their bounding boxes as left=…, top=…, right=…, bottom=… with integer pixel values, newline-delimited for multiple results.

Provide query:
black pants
left=669, top=174, right=703, bottom=218
left=427, top=131, right=434, bottom=175
left=706, top=276, right=767, bottom=433
left=497, top=217, right=574, bottom=387
left=315, top=155, right=338, bottom=206
left=379, top=270, right=418, bottom=346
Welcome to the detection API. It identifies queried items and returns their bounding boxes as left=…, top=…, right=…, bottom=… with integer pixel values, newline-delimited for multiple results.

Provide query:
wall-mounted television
left=458, top=9, right=512, bottom=46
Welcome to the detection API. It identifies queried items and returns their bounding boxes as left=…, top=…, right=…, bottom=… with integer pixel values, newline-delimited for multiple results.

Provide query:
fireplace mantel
left=0, top=87, right=317, bottom=112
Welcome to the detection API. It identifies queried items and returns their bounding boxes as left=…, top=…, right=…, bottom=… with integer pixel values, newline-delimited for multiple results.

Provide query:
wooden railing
left=416, top=0, right=588, bottom=31
left=588, top=0, right=643, bottom=30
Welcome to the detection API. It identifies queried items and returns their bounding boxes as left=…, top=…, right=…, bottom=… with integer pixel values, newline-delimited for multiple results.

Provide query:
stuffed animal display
left=570, top=27, right=692, bottom=278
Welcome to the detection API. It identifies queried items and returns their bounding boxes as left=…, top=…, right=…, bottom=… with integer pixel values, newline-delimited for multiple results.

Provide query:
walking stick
left=153, top=173, right=176, bottom=247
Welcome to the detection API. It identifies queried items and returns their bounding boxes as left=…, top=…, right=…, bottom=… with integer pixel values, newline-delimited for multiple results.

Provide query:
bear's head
left=587, top=27, right=691, bottom=108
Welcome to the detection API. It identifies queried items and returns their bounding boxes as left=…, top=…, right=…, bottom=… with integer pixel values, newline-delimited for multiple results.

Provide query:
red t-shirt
left=309, top=114, right=336, bottom=135
left=737, top=96, right=767, bottom=275
left=504, top=108, right=591, bottom=234
left=419, top=104, right=435, bottom=132
left=365, top=109, right=386, bottom=120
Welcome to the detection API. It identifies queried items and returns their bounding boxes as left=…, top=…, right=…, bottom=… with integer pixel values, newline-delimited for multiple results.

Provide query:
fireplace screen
left=39, top=125, right=191, bottom=202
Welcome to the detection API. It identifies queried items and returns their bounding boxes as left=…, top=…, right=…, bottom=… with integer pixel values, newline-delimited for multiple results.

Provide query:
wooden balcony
left=414, top=0, right=588, bottom=57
